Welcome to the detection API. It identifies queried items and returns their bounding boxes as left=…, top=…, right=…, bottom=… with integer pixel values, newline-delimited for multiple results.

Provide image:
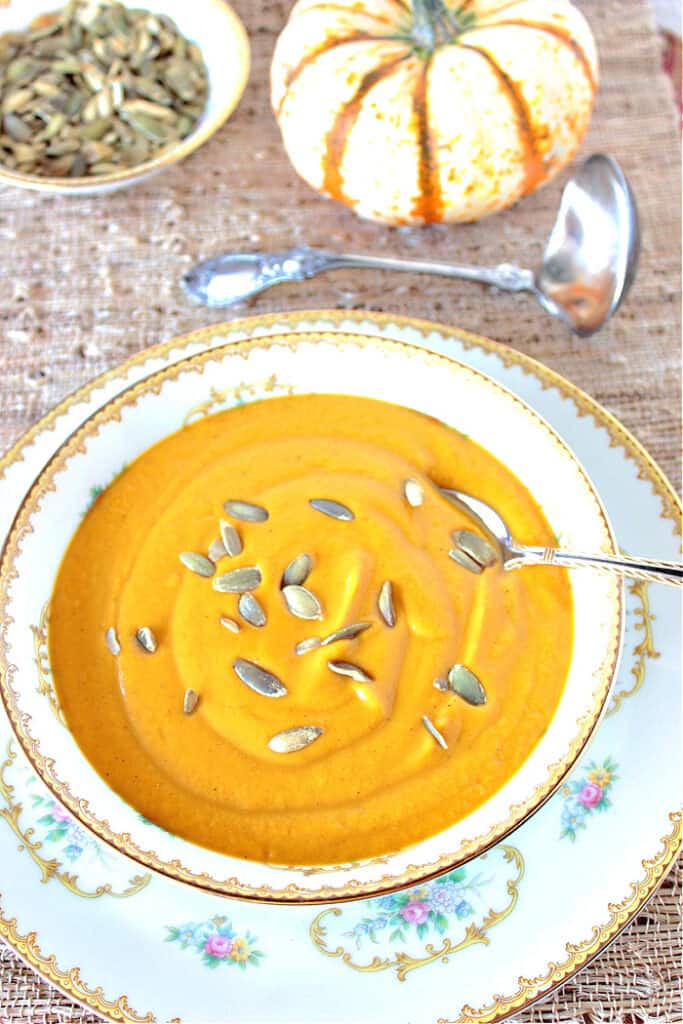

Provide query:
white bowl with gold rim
left=0, top=0, right=249, bottom=195
left=0, top=332, right=623, bottom=902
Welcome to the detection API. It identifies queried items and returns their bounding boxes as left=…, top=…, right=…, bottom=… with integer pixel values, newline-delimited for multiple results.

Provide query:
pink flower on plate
left=400, top=901, right=430, bottom=925
left=204, top=934, right=233, bottom=959
left=51, top=802, right=72, bottom=824
left=577, top=781, right=603, bottom=809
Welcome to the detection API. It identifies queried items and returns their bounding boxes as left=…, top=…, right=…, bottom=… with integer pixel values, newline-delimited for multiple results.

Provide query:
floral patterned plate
left=0, top=311, right=680, bottom=1023
left=0, top=332, right=622, bottom=903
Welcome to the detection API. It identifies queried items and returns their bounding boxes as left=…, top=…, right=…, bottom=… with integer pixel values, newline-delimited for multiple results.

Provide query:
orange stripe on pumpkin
left=488, top=20, right=597, bottom=93
left=460, top=42, right=546, bottom=195
left=294, top=4, right=401, bottom=30
left=322, top=55, right=409, bottom=204
left=275, top=34, right=405, bottom=117
left=412, top=58, right=442, bottom=223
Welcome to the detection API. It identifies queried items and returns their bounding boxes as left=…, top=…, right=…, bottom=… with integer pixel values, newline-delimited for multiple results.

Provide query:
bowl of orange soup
left=0, top=332, right=623, bottom=902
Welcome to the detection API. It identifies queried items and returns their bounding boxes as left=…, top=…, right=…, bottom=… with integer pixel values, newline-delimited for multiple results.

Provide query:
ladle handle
left=324, top=252, right=536, bottom=291
left=513, top=547, right=683, bottom=586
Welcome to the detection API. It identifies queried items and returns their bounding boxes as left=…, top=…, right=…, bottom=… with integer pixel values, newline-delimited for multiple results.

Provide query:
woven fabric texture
left=0, top=0, right=680, bottom=1020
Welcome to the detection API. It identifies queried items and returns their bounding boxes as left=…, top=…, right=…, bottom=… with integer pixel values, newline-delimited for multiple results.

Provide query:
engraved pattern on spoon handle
left=514, top=547, right=683, bottom=586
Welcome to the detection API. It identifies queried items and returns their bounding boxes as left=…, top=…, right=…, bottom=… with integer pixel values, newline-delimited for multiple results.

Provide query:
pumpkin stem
left=410, top=0, right=470, bottom=51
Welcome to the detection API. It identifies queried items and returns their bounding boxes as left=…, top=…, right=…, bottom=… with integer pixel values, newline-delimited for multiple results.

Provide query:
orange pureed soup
left=50, top=394, right=573, bottom=864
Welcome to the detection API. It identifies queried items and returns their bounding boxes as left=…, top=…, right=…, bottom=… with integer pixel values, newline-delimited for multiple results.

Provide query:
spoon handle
left=319, top=251, right=536, bottom=292
left=181, top=246, right=536, bottom=308
left=515, top=547, right=683, bottom=586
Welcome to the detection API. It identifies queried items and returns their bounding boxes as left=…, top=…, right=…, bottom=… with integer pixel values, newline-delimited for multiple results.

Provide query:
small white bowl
left=0, top=331, right=623, bottom=903
left=0, top=0, right=250, bottom=194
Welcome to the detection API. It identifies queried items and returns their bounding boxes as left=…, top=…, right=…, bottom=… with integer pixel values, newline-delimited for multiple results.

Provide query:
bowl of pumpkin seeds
left=0, top=0, right=250, bottom=193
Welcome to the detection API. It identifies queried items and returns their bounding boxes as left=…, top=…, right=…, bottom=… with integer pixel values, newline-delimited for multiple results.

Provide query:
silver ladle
left=444, top=489, right=682, bottom=586
left=182, top=154, right=640, bottom=337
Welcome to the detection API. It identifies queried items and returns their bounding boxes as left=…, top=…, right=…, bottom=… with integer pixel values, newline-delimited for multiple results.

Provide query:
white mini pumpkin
left=271, top=0, right=598, bottom=225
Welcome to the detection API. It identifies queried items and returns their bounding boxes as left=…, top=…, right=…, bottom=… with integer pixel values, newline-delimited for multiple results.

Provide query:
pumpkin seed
left=134, top=75, right=172, bottom=104
left=0, top=0, right=208, bottom=179
left=328, top=660, right=373, bottom=683
left=121, top=97, right=177, bottom=123
left=82, top=140, right=114, bottom=164
left=233, top=658, right=287, bottom=698
left=34, top=111, right=66, bottom=141
left=309, top=498, right=354, bottom=521
left=45, top=136, right=79, bottom=155
left=3, top=113, right=32, bottom=142
left=223, top=500, right=269, bottom=523
left=183, top=688, right=199, bottom=714
left=88, top=159, right=118, bottom=174
left=295, top=636, right=322, bottom=655
left=2, top=87, right=34, bottom=114
left=422, top=714, right=448, bottom=750
left=213, top=566, right=262, bottom=593
left=320, top=622, right=372, bottom=646
left=179, top=551, right=215, bottom=577
left=403, top=478, right=424, bottom=507
left=447, top=664, right=487, bottom=706
left=268, top=726, right=322, bottom=754
left=219, top=519, right=242, bottom=556
left=448, top=547, right=483, bottom=575
left=452, top=529, right=497, bottom=568
left=71, top=102, right=105, bottom=131
left=238, top=592, right=267, bottom=628
left=207, top=536, right=227, bottom=563
left=9, top=142, right=41, bottom=163
left=105, top=626, right=120, bottom=655
left=164, top=58, right=199, bottom=101
left=282, top=553, right=312, bottom=587
left=282, top=584, right=322, bottom=620
left=219, top=615, right=240, bottom=633
left=377, top=580, right=396, bottom=627
left=135, top=626, right=157, bottom=653
left=6, top=58, right=42, bottom=85
left=433, top=676, right=449, bottom=692
left=119, top=110, right=167, bottom=142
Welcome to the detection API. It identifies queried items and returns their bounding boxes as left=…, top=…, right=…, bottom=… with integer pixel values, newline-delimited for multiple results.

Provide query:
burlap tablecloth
left=0, top=0, right=680, bottom=1019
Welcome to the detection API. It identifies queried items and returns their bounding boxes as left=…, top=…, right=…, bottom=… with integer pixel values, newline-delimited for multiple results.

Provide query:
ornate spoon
left=443, top=489, right=682, bottom=586
left=182, top=154, right=639, bottom=337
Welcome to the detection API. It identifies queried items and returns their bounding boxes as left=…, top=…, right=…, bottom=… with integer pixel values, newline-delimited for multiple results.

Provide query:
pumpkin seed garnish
left=309, top=498, right=354, bottom=521
left=448, top=547, right=483, bottom=575
left=422, top=714, right=448, bottom=750
left=238, top=592, right=267, bottom=628
left=213, top=566, right=262, bottom=593
left=105, top=626, right=120, bottom=655
left=219, top=615, right=240, bottom=634
left=219, top=519, right=243, bottom=557
left=223, top=500, right=269, bottom=523
left=452, top=529, right=497, bottom=569
left=295, top=636, right=322, bottom=655
left=179, top=551, right=215, bottom=577
left=183, top=688, right=199, bottom=715
left=328, top=660, right=373, bottom=683
left=207, top=537, right=227, bottom=564
left=378, top=580, right=396, bottom=627
left=403, top=478, right=424, bottom=507
left=282, top=584, right=323, bottom=620
left=282, top=552, right=313, bottom=587
left=268, top=726, right=322, bottom=754
left=320, top=622, right=372, bottom=646
left=233, top=658, right=287, bottom=698
left=135, top=626, right=157, bottom=653
left=447, top=664, right=487, bottom=706
left=0, top=0, right=208, bottom=179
